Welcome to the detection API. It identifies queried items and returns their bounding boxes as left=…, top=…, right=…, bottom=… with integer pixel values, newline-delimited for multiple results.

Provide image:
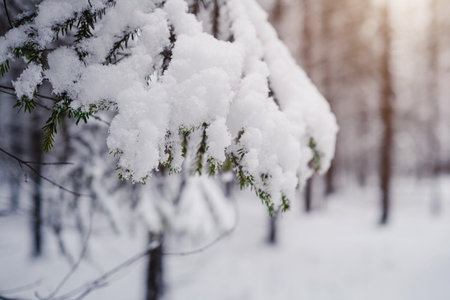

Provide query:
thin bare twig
left=22, top=161, right=74, bottom=166
left=3, top=0, right=13, bottom=29
left=164, top=225, right=236, bottom=256
left=0, top=89, right=53, bottom=111
left=51, top=215, right=238, bottom=300
left=51, top=241, right=161, bottom=300
left=0, top=146, right=93, bottom=198
left=0, top=280, right=42, bottom=295
left=0, top=294, right=28, bottom=300
left=0, top=85, right=57, bottom=102
left=37, top=211, right=94, bottom=300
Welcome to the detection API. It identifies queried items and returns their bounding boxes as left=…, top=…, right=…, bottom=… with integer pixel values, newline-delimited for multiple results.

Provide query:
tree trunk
left=301, top=0, right=313, bottom=74
left=301, top=0, right=315, bottom=212
left=9, top=121, right=22, bottom=212
left=146, top=234, right=164, bottom=300
left=321, top=0, right=337, bottom=196
left=379, top=3, right=394, bottom=225
left=428, top=0, right=441, bottom=215
left=325, top=163, right=336, bottom=195
left=265, top=0, right=284, bottom=244
left=269, top=0, right=283, bottom=25
left=357, top=106, right=368, bottom=187
left=267, top=214, right=278, bottom=244
left=30, top=114, right=43, bottom=257
left=304, top=178, right=313, bottom=213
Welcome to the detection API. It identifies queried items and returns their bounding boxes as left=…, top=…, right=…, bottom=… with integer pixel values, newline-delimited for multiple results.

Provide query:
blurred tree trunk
left=9, top=121, right=22, bottom=211
left=301, top=0, right=313, bottom=73
left=146, top=234, right=164, bottom=300
left=379, top=3, right=394, bottom=225
left=321, top=0, right=337, bottom=196
left=428, top=0, right=441, bottom=214
left=301, top=0, right=314, bottom=212
left=30, top=114, right=43, bottom=257
left=265, top=0, right=284, bottom=243
left=304, top=180, right=312, bottom=213
left=267, top=213, right=278, bottom=244
left=357, top=106, right=368, bottom=187
left=269, top=0, right=283, bottom=24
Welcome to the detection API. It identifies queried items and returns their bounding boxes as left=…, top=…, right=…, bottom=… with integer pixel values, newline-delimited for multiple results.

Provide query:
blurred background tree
left=264, top=0, right=450, bottom=223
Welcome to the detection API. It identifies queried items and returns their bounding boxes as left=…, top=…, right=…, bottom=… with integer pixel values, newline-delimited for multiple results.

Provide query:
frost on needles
left=0, top=0, right=338, bottom=214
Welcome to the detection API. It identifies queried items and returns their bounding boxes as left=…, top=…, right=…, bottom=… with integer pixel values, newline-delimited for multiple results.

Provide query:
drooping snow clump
left=0, top=0, right=338, bottom=213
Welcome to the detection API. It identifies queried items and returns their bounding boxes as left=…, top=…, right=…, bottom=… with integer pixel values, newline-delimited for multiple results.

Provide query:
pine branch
left=0, top=59, right=10, bottom=76
left=105, top=29, right=140, bottom=64
left=308, top=137, right=322, bottom=172
left=161, top=25, right=176, bottom=74
left=13, top=40, right=44, bottom=65
left=41, top=94, right=99, bottom=152
left=13, top=11, right=37, bottom=27
left=0, top=85, right=56, bottom=102
left=0, top=88, right=110, bottom=127
left=195, top=123, right=208, bottom=175
left=52, top=1, right=116, bottom=42
left=13, top=96, right=36, bottom=113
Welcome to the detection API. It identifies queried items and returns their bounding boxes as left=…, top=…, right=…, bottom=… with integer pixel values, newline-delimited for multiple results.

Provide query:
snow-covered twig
left=0, top=86, right=111, bottom=126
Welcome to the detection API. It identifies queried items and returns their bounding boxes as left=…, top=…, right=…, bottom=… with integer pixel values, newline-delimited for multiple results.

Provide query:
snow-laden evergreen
left=0, top=0, right=337, bottom=212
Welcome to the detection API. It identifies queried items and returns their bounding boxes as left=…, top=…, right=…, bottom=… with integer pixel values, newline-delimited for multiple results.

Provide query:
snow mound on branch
left=12, top=63, right=43, bottom=99
left=1, top=0, right=338, bottom=210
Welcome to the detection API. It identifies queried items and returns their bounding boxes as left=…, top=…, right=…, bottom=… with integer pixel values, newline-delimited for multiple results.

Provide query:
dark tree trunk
left=301, top=0, right=313, bottom=74
left=357, top=106, right=368, bottom=187
left=269, top=0, right=283, bottom=25
left=146, top=234, right=164, bottom=300
left=379, top=3, right=394, bottom=225
left=267, top=214, right=278, bottom=244
left=9, top=122, right=22, bottom=211
left=428, top=0, right=441, bottom=215
left=325, top=163, right=336, bottom=195
left=30, top=115, right=43, bottom=257
left=301, top=0, right=315, bottom=212
left=321, top=0, right=337, bottom=196
left=265, top=0, right=284, bottom=245
left=211, top=0, right=220, bottom=39
left=304, top=178, right=313, bottom=213
left=225, top=180, right=233, bottom=198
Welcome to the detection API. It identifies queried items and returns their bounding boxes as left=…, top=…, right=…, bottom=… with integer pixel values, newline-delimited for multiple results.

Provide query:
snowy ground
left=1, top=176, right=450, bottom=300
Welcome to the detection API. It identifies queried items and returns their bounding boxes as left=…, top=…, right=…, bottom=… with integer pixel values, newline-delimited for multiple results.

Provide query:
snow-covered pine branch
left=0, top=0, right=338, bottom=214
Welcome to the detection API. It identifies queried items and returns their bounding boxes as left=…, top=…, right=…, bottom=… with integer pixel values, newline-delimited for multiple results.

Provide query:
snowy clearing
left=1, top=176, right=450, bottom=300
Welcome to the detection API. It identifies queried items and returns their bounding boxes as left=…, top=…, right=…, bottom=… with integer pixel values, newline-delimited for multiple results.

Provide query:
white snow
left=12, top=63, right=43, bottom=99
left=1, top=177, right=450, bottom=300
left=0, top=0, right=338, bottom=207
left=45, top=47, right=83, bottom=97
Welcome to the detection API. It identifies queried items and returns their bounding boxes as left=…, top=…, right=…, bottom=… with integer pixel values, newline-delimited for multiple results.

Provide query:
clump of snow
left=34, top=0, right=89, bottom=46
left=243, top=0, right=338, bottom=173
left=45, top=47, right=83, bottom=97
left=12, top=63, right=43, bottom=99
left=1, top=0, right=338, bottom=210
left=206, top=118, right=231, bottom=163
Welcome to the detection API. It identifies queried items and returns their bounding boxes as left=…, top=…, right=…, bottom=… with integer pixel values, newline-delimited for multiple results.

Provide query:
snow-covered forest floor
left=2, top=176, right=450, bottom=300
